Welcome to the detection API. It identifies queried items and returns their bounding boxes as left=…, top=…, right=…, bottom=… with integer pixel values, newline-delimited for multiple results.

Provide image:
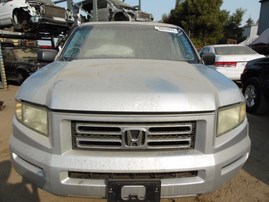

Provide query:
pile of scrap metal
left=74, top=0, right=153, bottom=23
left=0, top=0, right=74, bottom=35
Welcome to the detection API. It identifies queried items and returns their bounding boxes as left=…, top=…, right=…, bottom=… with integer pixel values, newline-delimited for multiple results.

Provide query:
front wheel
left=242, top=77, right=268, bottom=114
left=16, top=70, right=28, bottom=85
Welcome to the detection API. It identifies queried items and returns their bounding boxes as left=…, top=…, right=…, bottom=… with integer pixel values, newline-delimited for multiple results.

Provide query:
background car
left=241, top=57, right=269, bottom=114
left=0, top=0, right=74, bottom=35
left=199, top=44, right=264, bottom=81
left=1, top=46, right=47, bottom=84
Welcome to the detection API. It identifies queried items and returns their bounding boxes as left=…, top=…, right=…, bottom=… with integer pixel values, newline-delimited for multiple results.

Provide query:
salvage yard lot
left=1, top=85, right=269, bottom=202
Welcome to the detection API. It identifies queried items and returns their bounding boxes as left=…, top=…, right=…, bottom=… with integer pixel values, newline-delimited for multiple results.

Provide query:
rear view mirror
left=37, top=49, right=58, bottom=62
left=202, top=52, right=215, bottom=65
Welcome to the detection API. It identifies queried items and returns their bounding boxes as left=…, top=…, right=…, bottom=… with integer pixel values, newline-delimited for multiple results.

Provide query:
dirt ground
left=1, top=85, right=269, bottom=202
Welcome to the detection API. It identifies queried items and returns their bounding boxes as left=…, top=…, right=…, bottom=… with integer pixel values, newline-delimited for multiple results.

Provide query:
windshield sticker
left=155, top=26, right=179, bottom=34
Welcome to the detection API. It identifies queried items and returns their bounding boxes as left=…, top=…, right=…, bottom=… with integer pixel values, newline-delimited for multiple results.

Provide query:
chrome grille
left=71, top=121, right=196, bottom=150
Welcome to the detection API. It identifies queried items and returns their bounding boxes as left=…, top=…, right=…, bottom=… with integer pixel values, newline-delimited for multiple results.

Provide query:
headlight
left=217, top=102, right=246, bottom=137
left=15, top=101, right=48, bottom=136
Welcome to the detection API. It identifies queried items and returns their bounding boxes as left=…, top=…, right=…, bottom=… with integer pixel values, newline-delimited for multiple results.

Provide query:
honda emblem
left=124, top=129, right=146, bottom=148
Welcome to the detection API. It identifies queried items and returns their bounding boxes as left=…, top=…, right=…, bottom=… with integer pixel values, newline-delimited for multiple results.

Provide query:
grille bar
left=68, top=171, right=198, bottom=180
left=72, top=121, right=196, bottom=150
left=76, top=137, right=122, bottom=149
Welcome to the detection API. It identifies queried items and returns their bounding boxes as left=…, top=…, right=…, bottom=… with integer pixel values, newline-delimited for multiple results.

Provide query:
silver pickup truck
left=9, top=22, right=251, bottom=201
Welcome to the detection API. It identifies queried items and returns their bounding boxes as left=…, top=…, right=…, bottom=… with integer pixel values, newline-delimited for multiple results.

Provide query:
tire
left=13, top=12, right=18, bottom=24
left=242, top=77, right=268, bottom=114
left=16, top=70, right=28, bottom=85
left=12, top=12, right=22, bottom=31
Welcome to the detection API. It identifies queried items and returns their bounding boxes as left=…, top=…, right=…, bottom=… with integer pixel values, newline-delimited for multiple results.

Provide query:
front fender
left=12, top=3, right=36, bottom=17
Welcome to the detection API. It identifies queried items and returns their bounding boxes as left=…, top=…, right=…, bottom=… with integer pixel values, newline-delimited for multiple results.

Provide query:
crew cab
left=9, top=22, right=250, bottom=201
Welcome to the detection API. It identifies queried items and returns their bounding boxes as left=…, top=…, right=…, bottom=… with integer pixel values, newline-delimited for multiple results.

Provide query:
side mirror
left=202, top=52, right=215, bottom=65
left=37, top=49, right=58, bottom=62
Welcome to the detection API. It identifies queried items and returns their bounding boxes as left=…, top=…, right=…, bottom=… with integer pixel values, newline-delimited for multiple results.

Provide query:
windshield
left=59, top=24, right=199, bottom=63
left=215, top=46, right=258, bottom=55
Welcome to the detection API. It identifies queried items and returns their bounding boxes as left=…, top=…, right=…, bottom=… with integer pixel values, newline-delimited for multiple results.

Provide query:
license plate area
left=237, top=62, right=247, bottom=68
left=107, top=180, right=161, bottom=202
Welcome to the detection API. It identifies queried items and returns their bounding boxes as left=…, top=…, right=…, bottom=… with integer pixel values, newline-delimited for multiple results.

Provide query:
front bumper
left=9, top=114, right=250, bottom=198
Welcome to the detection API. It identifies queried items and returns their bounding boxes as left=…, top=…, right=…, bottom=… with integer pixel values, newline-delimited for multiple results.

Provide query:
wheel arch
left=16, top=65, right=31, bottom=74
left=112, top=12, right=132, bottom=21
left=12, top=8, right=21, bottom=19
left=241, top=70, right=261, bottom=86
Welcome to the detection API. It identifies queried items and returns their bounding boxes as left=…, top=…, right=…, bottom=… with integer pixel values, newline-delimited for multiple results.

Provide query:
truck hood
left=17, top=59, right=244, bottom=112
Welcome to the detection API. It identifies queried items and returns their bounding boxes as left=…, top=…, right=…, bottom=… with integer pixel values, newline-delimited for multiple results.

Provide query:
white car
left=0, top=0, right=74, bottom=34
left=199, top=44, right=265, bottom=81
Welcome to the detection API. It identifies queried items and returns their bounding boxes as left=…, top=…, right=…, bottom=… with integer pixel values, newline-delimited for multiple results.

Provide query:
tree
left=246, top=18, right=254, bottom=26
left=161, top=13, right=169, bottom=23
left=165, top=0, right=245, bottom=47
left=220, top=8, right=245, bottom=44
left=166, top=0, right=226, bottom=47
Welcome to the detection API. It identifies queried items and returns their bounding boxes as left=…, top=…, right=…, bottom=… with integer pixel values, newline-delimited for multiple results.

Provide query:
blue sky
left=124, top=0, right=260, bottom=26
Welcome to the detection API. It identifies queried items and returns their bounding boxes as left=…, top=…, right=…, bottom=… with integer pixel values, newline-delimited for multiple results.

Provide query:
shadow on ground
left=0, top=160, right=40, bottom=202
left=243, top=113, right=269, bottom=185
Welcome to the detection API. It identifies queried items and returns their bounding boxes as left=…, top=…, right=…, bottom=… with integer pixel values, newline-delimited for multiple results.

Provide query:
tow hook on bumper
left=107, top=180, right=161, bottom=202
